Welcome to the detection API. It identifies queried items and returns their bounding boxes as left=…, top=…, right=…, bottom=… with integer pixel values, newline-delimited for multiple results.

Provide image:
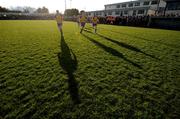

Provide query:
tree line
left=1, top=6, right=82, bottom=16
left=0, top=6, right=49, bottom=13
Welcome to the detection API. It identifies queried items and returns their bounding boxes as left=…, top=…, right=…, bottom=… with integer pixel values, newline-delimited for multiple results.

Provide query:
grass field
left=0, top=20, right=180, bottom=118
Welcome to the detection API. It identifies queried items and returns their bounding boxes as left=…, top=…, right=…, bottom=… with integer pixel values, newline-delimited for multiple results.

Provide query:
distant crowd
left=0, top=12, right=180, bottom=29
left=93, top=16, right=150, bottom=26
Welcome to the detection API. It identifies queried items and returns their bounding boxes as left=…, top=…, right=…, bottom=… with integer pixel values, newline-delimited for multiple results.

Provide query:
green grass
left=0, top=20, right=180, bottom=119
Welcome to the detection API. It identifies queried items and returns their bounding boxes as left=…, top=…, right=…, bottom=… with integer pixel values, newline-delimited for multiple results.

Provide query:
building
left=86, top=10, right=105, bottom=17
left=104, top=0, right=167, bottom=16
left=164, top=0, right=180, bottom=16
left=86, top=0, right=167, bottom=17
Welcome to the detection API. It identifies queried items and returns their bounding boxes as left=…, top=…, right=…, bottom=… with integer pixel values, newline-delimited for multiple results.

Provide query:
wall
left=165, top=10, right=180, bottom=15
left=150, top=17, right=180, bottom=30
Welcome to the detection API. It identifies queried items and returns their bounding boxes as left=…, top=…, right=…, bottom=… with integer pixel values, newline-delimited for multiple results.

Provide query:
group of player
left=77, top=11, right=99, bottom=33
left=55, top=10, right=99, bottom=33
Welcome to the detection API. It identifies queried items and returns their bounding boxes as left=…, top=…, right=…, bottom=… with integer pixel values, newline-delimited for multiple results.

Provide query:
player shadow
left=83, top=29, right=158, bottom=59
left=102, top=28, right=178, bottom=49
left=96, top=33, right=158, bottom=60
left=57, top=31, right=80, bottom=104
left=85, top=27, right=93, bottom=31
left=82, top=34, right=142, bottom=69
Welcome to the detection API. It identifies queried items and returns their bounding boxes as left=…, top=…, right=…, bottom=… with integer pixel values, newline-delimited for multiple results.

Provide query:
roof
left=104, top=0, right=152, bottom=6
left=105, top=7, right=150, bottom=11
left=86, top=10, right=105, bottom=13
left=85, top=6, right=151, bottom=13
left=163, top=0, right=180, bottom=1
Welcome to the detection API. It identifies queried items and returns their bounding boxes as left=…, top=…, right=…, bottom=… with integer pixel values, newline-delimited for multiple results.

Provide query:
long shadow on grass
left=82, top=34, right=142, bottom=69
left=85, top=27, right=93, bottom=30
left=96, top=33, right=158, bottom=59
left=57, top=31, right=80, bottom=104
left=100, top=27, right=178, bottom=48
left=84, top=29, right=158, bottom=60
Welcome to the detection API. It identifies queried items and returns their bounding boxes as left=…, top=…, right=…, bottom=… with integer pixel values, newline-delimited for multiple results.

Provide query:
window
left=143, top=1, right=150, bottom=5
left=120, top=11, right=123, bottom=16
left=122, top=4, right=126, bottom=8
left=135, top=2, right=140, bottom=6
left=117, top=5, right=120, bottom=8
left=115, top=11, right=120, bottom=15
left=108, top=12, right=112, bottom=15
left=151, top=1, right=158, bottom=5
left=124, top=11, right=128, bottom=15
left=128, top=3, right=133, bottom=7
left=133, top=10, right=136, bottom=15
left=96, top=12, right=101, bottom=15
left=167, top=2, right=180, bottom=10
left=138, top=10, right=144, bottom=14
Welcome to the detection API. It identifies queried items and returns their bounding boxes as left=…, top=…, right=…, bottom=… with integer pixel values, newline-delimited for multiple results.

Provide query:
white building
left=164, top=0, right=180, bottom=16
left=86, top=0, right=167, bottom=17
left=86, top=10, right=105, bottom=17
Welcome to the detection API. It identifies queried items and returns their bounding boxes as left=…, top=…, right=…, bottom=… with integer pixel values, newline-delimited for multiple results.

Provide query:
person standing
left=91, top=16, right=99, bottom=33
left=55, top=10, right=63, bottom=33
left=79, top=11, right=87, bottom=33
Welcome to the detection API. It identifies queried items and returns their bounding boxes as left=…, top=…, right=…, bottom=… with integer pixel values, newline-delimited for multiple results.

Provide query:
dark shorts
left=80, top=22, right=86, bottom=27
left=57, top=23, right=62, bottom=27
left=92, top=23, right=97, bottom=27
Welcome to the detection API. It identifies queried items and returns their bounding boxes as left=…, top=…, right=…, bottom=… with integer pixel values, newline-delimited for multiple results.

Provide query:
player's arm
left=91, top=17, right=94, bottom=23
left=85, top=16, right=88, bottom=22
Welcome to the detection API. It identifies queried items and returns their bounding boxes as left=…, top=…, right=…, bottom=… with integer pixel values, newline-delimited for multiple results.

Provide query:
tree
left=0, top=6, right=9, bottom=12
left=35, top=6, right=49, bottom=13
left=64, top=8, right=79, bottom=16
left=0, top=6, right=22, bottom=13
left=23, top=7, right=36, bottom=13
left=42, top=6, right=49, bottom=13
left=80, top=10, right=85, bottom=14
left=36, top=8, right=42, bottom=13
left=9, top=6, right=35, bottom=13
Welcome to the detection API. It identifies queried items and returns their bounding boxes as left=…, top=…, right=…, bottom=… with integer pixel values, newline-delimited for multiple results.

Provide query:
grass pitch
left=0, top=20, right=180, bottom=118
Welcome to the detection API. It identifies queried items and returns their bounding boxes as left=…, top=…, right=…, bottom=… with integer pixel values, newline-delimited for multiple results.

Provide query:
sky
left=0, top=0, right=130, bottom=13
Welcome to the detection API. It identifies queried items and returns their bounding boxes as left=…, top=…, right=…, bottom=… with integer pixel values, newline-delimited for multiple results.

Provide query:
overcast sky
left=0, top=0, right=131, bottom=13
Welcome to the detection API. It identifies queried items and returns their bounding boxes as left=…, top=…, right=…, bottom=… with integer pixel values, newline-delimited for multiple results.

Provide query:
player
left=91, top=16, right=99, bottom=33
left=79, top=11, right=87, bottom=33
left=55, top=10, right=63, bottom=33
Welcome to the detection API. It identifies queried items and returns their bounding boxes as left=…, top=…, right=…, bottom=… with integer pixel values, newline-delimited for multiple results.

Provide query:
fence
left=0, top=12, right=179, bottom=30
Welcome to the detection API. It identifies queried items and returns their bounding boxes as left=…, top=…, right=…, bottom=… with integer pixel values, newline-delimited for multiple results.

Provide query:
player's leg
left=80, top=22, right=85, bottom=33
left=92, top=23, right=97, bottom=33
left=80, top=22, right=83, bottom=33
left=58, top=23, right=63, bottom=33
left=92, top=22, right=94, bottom=28
left=57, top=24, right=60, bottom=31
left=94, top=24, right=97, bottom=33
